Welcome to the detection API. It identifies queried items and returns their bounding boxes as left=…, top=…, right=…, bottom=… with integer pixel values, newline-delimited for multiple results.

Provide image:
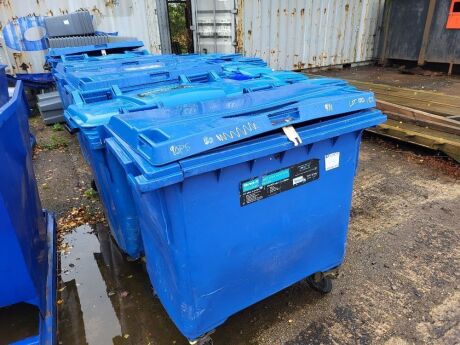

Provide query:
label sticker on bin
left=240, top=159, right=319, bottom=206
left=325, top=152, right=340, bottom=171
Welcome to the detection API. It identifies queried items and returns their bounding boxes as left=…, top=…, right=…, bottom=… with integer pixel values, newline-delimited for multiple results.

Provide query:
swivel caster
left=189, top=332, right=214, bottom=345
left=306, top=272, right=332, bottom=294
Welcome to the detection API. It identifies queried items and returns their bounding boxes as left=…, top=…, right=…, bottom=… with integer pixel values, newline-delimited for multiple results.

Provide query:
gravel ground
left=27, top=115, right=460, bottom=345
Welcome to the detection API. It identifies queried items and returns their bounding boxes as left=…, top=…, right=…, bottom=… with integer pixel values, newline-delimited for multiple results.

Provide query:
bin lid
left=106, top=81, right=376, bottom=166
left=66, top=74, right=312, bottom=128
left=67, top=62, right=225, bottom=91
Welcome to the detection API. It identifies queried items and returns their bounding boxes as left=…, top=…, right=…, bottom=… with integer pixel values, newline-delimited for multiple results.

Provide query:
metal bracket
left=282, top=126, right=302, bottom=146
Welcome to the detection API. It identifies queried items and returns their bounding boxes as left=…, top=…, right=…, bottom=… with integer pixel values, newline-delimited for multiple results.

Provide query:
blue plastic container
left=64, top=76, right=316, bottom=258
left=103, top=88, right=386, bottom=341
left=0, top=81, right=56, bottom=345
left=0, top=64, right=8, bottom=107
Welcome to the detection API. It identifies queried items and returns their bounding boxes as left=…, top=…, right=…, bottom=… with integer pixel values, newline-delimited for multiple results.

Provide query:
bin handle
left=149, top=71, right=170, bottom=80
left=121, top=60, right=140, bottom=66
left=243, top=84, right=275, bottom=93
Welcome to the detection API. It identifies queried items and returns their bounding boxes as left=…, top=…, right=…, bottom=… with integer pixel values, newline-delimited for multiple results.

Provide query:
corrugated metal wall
left=237, top=0, right=385, bottom=70
left=0, top=0, right=161, bottom=74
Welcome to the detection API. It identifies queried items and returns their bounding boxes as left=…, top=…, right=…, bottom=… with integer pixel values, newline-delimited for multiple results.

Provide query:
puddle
left=58, top=224, right=187, bottom=345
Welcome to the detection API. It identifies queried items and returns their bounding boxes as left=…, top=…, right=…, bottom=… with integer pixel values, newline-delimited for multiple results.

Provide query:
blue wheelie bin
left=0, top=81, right=57, bottom=345
left=102, top=85, right=386, bottom=342
left=62, top=74, right=316, bottom=259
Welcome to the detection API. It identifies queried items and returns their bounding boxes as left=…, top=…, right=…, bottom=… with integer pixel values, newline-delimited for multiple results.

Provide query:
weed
left=52, top=123, right=64, bottom=132
left=83, top=188, right=98, bottom=199
left=40, top=134, right=69, bottom=150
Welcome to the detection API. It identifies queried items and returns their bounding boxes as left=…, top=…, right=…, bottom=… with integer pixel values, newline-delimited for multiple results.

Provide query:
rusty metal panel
left=238, top=0, right=385, bottom=70
left=0, top=0, right=161, bottom=74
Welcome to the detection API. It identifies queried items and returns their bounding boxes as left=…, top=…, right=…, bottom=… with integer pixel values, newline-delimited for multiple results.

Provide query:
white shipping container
left=237, top=0, right=385, bottom=70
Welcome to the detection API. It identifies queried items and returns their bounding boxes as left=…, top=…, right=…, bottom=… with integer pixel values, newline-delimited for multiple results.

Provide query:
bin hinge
left=282, top=126, right=302, bottom=146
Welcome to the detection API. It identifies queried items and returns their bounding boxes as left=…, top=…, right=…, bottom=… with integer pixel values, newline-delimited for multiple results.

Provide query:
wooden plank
left=418, top=0, right=437, bottom=65
left=347, top=80, right=460, bottom=117
left=376, top=100, right=460, bottom=135
left=385, top=111, right=460, bottom=136
left=368, top=119, right=460, bottom=162
left=348, top=80, right=460, bottom=103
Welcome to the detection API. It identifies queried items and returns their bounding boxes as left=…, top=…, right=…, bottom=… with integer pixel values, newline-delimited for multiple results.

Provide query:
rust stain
left=12, top=52, right=30, bottom=72
left=91, top=6, right=103, bottom=17
left=294, top=62, right=306, bottom=70
left=236, top=0, right=244, bottom=53
left=345, top=4, right=350, bottom=12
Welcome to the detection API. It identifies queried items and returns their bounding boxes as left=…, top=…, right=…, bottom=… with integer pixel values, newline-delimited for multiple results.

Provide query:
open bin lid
left=105, top=81, right=377, bottom=167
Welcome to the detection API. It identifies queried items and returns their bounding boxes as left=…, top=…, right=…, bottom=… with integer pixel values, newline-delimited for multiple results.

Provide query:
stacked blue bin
left=53, top=47, right=386, bottom=343
left=0, top=80, right=57, bottom=345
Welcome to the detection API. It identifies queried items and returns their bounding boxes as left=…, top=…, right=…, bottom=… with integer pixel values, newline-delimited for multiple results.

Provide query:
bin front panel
left=134, top=130, right=360, bottom=339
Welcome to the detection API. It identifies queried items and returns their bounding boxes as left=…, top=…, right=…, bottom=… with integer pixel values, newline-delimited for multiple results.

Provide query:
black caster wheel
left=91, top=179, right=98, bottom=192
left=306, top=274, right=332, bottom=294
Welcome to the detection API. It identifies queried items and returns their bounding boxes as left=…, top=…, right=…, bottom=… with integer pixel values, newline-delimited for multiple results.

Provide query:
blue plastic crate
left=0, top=81, right=56, bottom=345
left=102, top=87, right=386, bottom=341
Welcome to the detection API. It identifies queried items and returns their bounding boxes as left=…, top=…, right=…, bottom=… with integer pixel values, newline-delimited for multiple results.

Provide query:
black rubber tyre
left=91, top=179, right=98, bottom=192
left=306, top=275, right=333, bottom=294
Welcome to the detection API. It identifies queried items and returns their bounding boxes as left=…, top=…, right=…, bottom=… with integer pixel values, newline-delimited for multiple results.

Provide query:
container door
left=166, top=0, right=195, bottom=54
left=191, top=0, right=237, bottom=54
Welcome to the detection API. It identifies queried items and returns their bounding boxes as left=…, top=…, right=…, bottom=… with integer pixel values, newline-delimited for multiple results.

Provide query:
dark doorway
left=167, top=0, right=194, bottom=54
